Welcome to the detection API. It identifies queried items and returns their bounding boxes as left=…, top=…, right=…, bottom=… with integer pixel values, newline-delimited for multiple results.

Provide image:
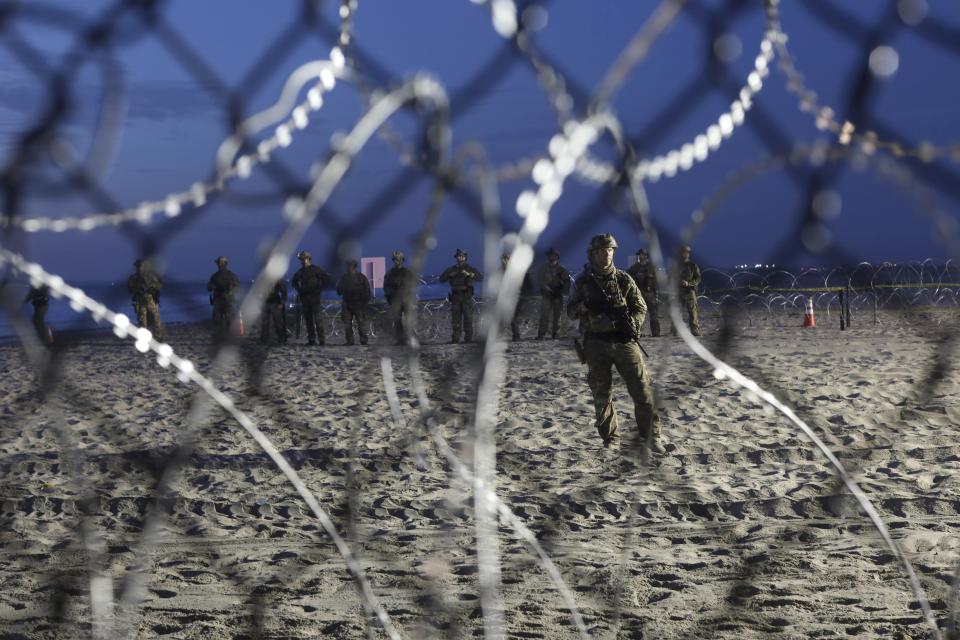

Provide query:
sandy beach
left=1, top=308, right=959, bottom=639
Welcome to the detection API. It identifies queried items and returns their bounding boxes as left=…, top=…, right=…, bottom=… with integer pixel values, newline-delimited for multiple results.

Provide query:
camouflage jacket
left=383, top=266, right=414, bottom=304
left=336, top=271, right=371, bottom=308
left=265, top=280, right=287, bottom=306
left=519, top=271, right=537, bottom=296
left=627, top=261, right=658, bottom=296
left=127, top=271, right=162, bottom=304
left=24, top=286, right=50, bottom=307
left=677, top=260, right=701, bottom=291
left=439, top=263, right=482, bottom=295
left=567, top=265, right=647, bottom=337
left=537, top=262, right=570, bottom=298
left=291, top=265, right=330, bottom=299
left=207, top=269, right=240, bottom=300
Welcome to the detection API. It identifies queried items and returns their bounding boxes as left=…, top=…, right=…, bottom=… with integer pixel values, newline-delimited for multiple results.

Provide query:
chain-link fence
left=2, top=1, right=960, bottom=638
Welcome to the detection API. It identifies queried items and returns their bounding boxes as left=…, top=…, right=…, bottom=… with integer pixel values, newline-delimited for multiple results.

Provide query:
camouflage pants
left=300, top=297, right=325, bottom=344
left=450, top=292, right=474, bottom=342
left=641, top=291, right=660, bottom=337
left=31, top=304, right=48, bottom=341
left=538, top=295, right=563, bottom=338
left=211, top=297, right=234, bottom=334
left=260, top=302, right=287, bottom=344
left=134, top=296, right=164, bottom=340
left=342, top=304, right=368, bottom=344
left=671, top=288, right=699, bottom=335
left=388, top=298, right=408, bottom=344
left=583, top=337, right=661, bottom=444
left=503, top=295, right=531, bottom=341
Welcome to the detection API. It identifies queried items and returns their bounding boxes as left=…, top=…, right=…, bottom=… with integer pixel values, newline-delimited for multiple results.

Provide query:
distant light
left=869, top=46, right=899, bottom=78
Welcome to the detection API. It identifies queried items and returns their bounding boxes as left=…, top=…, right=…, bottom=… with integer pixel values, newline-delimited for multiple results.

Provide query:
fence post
left=839, top=289, right=846, bottom=330
left=845, top=285, right=852, bottom=328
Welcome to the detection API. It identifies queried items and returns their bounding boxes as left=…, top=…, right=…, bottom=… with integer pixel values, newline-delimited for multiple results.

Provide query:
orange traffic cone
left=802, top=298, right=816, bottom=328
left=235, top=312, right=246, bottom=337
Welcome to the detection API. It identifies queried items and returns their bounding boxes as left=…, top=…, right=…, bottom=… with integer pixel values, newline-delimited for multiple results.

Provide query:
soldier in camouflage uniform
left=674, top=244, right=701, bottom=336
left=207, top=256, right=241, bottom=337
left=439, top=248, right=483, bottom=343
left=627, top=248, right=660, bottom=337
left=336, top=259, right=371, bottom=345
left=567, top=234, right=663, bottom=453
left=383, top=250, right=414, bottom=345
left=260, top=278, right=288, bottom=345
left=537, top=247, right=570, bottom=339
left=291, top=250, right=330, bottom=346
left=126, top=259, right=165, bottom=340
left=22, top=284, right=50, bottom=342
left=501, top=253, right=536, bottom=341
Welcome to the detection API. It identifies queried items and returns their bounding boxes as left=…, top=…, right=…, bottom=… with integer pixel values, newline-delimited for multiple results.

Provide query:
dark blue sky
left=3, top=1, right=960, bottom=281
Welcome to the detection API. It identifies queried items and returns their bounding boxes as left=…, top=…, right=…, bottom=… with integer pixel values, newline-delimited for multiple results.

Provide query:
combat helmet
left=454, top=248, right=467, bottom=259
left=215, top=256, right=228, bottom=265
left=392, top=250, right=405, bottom=261
left=297, top=250, right=312, bottom=261
left=588, top=234, right=618, bottom=251
left=546, top=247, right=560, bottom=258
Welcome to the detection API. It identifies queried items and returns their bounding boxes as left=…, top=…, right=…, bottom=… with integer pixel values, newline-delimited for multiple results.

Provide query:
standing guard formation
left=261, top=277, right=288, bottom=345
left=627, top=248, right=660, bottom=337
left=383, top=250, right=414, bottom=345
left=567, top=234, right=664, bottom=453
left=439, top=248, right=483, bottom=343
left=207, top=256, right=240, bottom=338
left=23, top=284, right=51, bottom=342
left=23, top=237, right=703, bottom=454
left=675, top=244, right=702, bottom=336
left=537, top=247, right=570, bottom=340
left=127, top=259, right=165, bottom=341
left=501, top=253, right=537, bottom=341
left=335, top=259, right=371, bottom=345
left=291, top=250, right=330, bottom=346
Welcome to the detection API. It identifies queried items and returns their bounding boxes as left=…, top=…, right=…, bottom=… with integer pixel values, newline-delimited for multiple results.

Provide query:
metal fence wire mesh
left=1, top=0, right=960, bottom=638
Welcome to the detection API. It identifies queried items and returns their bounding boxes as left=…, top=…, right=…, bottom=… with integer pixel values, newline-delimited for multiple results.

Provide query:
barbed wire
left=766, top=0, right=960, bottom=164
left=2, top=1, right=960, bottom=638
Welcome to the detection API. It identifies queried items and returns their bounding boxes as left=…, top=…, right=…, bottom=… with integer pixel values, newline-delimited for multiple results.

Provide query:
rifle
left=586, top=270, right=650, bottom=358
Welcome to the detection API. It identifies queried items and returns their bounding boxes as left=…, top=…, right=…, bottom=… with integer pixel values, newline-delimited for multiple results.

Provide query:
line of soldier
left=27, top=241, right=701, bottom=352
left=28, top=236, right=699, bottom=455
left=122, top=252, right=371, bottom=347
left=562, top=234, right=702, bottom=455
left=21, top=284, right=51, bottom=343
